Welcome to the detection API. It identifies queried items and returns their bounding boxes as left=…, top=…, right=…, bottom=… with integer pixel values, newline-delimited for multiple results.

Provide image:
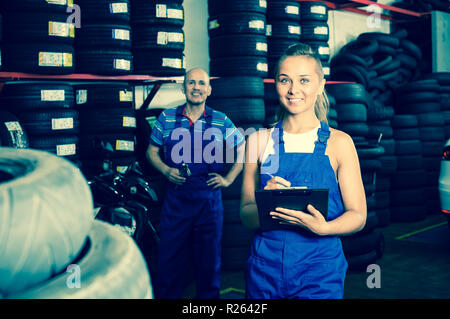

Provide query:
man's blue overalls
left=155, top=105, right=224, bottom=299
left=246, top=121, right=348, bottom=299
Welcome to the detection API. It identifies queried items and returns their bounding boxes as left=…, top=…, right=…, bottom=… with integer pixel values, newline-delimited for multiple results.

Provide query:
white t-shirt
left=261, top=124, right=321, bottom=164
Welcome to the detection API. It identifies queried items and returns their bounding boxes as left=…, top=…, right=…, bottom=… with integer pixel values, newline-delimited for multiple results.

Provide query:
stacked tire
left=131, top=0, right=185, bottom=76
left=0, top=148, right=151, bottom=299
left=74, top=83, right=137, bottom=178
left=208, top=0, right=268, bottom=78
left=390, top=115, right=427, bottom=222
left=394, top=79, right=445, bottom=216
left=75, top=0, right=133, bottom=75
left=0, top=1, right=75, bottom=74
left=299, top=1, right=330, bottom=79
left=422, top=73, right=450, bottom=139
left=0, top=82, right=80, bottom=164
left=266, top=0, right=301, bottom=77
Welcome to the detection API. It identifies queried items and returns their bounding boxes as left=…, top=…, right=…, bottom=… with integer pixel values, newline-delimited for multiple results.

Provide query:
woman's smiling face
left=276, top=55, right=325, bottom=117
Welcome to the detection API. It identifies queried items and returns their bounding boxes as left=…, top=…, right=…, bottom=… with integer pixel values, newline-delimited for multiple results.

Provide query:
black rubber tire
left=266, top=21, right=301, bottom=40
left=210, top=34, right=267, bottom=58
left=390, top=188, right=425, bottom=206
left=394, top=139, right=422, bottom=155
left=2, top=12, right=75, bottom=44
left=0, top=82, right=75, bottom=110
left=326, top=83, right=368, bottom=105
left=73, top=82, right=134, bottom=109
left=76, top=49, right=133, bottom=75
left=131, top=0, right=184, bottom=26
left=2, top=44, right=74, bottom=75
left=331, top=64, right=369, bottom=88
left=331, top=52, right=367, bottom=69
left=358, top=32, right=400, bottom=48
left=341, top=38, right=379, bottom=57
left=79, top=133, right=136, bottom=159
left=267, top=1, right=300, bottom=21
left=0, top=111, right=29, bottom=148
left=338, top=122, right=370, bottom=137
left=375, top=208, right=390, bottom=227
left=81, top=156, right=137, bottom=177
left=420, top=127, right=445, bottom=141
left=391, top=114, right=418, bottom=128
left=1, top=0, right=72, bottom=13
left=306, top=41, right=330, bottom=62
left=79, top=108, right=136, bottom=134
left=300, top=1, right=329, bottom=21
left=396, top=102, right=441, bottom=114
left=208, top=0, right=267, bottom=16
left=334, top=103, right=367, bottom=122
left=417, top=112, right=445, bottom=127
left=76, top=0, right=130, bottom=24
left=210, top=76, right=264, bottom=99
left=346, top=249, right=378, bottom=272
left=300, top=21, right=329, bottom=42
left=8, top=220, right=152, bottom=299
left=378, top=155, right=397, bottom=173
left=132, top=25, right=184, bottom=50
left=393, top=127, right=421, bottom=140
left=422, top=140, right=444, bottom=157
left=208, top=13, right=266, bottom=37
left=29, top=135, right=79, bottom=159
left=210, top=56, right=268, bottom=78
left=396, top=79, right=440, bottom=94
left=390, top=169, right=427, bottom=189
left=267, top=38, right=300, bottom=59
left=396, top=53, right=418, bottom=70
left=342, top=229, right=383, bottom=257
left=356, top=144, right=385, bottom=159
left=400, top=39, right=422, bottom=61
left=75, top=24, right=132, bottom=49
left=133, top=49, right=185, bottom=76
left=17, top=109, right=80, bottom=136
left=207, top=98, right=265, bottom=124
left=0, top=148, right=93, bottom=296
left=368, top=123, right=393, bottom=139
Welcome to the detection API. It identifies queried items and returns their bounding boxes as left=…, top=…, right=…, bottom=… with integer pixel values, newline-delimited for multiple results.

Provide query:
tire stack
left=0, top=82, right=80, bottom=164
left=0, top=148, right=152, bottom=299
left=299, top=1, right=330, bottom=79
left=390, top=114, right=427, bottom=222
left=74, top=83, right=137, bottom=178
left=266, top=0, right=301, bottom=77
left=394, top=78, right=444, bottom=217
left=0, top=1, right=75, bottom=74
left=422, top=73, right=450, bottom=139
left=74, top=0, right=133, bottom=75
left=131, top=0, right=185, bottom=76
left=208, top=0, right=268, bottom=78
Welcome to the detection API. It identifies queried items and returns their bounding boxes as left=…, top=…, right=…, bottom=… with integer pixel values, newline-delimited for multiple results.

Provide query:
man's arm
left=147, top=144, right=186, bottom=185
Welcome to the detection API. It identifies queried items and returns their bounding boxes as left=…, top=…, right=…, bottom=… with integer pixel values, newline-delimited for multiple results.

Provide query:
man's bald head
left=183, top=68, right=210, bottom=86
left=182, top=68, right=212, bottom=106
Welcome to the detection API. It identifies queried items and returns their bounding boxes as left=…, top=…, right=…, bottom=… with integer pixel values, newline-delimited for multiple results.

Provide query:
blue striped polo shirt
left=150, top=104, right=245, bottom=150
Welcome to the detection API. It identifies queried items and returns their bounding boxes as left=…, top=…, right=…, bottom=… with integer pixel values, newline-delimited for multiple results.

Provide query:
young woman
left=240, top=43, right=367, bottom=299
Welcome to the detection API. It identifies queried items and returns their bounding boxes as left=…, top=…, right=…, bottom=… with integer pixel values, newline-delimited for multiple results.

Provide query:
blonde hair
left=273, top=43, right=329, bottom=125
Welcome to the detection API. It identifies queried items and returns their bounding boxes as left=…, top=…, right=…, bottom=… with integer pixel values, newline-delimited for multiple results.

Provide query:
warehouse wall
left=137, top=0, right=390, bottom=110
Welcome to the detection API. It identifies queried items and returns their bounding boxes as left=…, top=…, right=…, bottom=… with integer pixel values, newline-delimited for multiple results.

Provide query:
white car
left=439, top=138, right=450, bottom=227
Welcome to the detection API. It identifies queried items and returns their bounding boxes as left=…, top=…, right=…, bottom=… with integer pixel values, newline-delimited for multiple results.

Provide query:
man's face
left=182, top=69, right=212, bottom=106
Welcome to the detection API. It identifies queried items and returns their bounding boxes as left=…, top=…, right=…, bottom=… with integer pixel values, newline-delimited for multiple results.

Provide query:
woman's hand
left=270, top=204, right=330, bottom=236
left=264, top=176, right=291, bottom=189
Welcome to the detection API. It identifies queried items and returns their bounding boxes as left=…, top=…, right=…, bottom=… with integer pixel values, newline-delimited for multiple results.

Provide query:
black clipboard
left=255, top=188, right=329, bottom=231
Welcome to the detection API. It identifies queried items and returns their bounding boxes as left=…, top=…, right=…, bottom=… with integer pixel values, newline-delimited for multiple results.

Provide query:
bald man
left=147, top=68, right=245, bottom=299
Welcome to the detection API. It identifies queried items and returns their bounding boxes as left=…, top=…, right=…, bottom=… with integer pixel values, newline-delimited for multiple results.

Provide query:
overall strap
left=313, top=121, right=330, bottom=155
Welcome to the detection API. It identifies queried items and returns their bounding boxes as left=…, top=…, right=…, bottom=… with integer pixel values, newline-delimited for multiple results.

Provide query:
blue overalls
left=155, top=105, right=224, bottom=299
left=246, top=121, right=348, bottom=299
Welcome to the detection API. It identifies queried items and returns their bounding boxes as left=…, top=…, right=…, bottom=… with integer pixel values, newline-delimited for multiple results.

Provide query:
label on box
left=122, top=116, right=136, bottom=128
left=249, top=20, right=264, bottom=30
left=48, top=21, right=74, bottom=38
left=110, top=2, right=128, bottom=13
left=57, top=144, right=76, bottom=156
left=39, top=52, right=63, bottom=67
left=52, top=118, right=74, bottom=130
left=119, top=90, right=133, bottom=102
left=116, top=140, right=134, bottom=151
left=41, top=90, right=65, bottom=101
left=76, top=90, right=87, bottom=104
left=113, top=58, right=131, bottom=70
left=113, top=29, right=130, bottom=41
left=162, top=58, right=182, bottom=69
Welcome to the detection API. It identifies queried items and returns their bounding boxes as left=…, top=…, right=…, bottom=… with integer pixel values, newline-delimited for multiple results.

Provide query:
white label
left=76, top=90, right=87, bottom=104
left=110, top=2, right=128, bottom=13
left=257, top=62, right=268, bottom=72
left=116, top=166, right=128, bottom=174
left=119, top=90, right=133, bottom=102
left=249, top=20, right=264, bottom=30
left=4, top=121, right=22, bottom=131
left=167, top=9, right=183, bottom=20
left=156, top=4, right=167, bottom=18
left=323, top=66, right=330, bottom=76
left=256, top=42, right=267, bottom=52
left=113, top=29, right=130, bottom=41
left=48, top=21, right=74, bottom=38
left=57, top=144, right=76, bottom=156
left=266, top=24, right=272, bottom=36
left=162, top=58, right=182, bottom=69
left=311, top=5, right=326, bottom=15
left=113, top=59, right=131, bottom=71
left=52, top=118, right=74, bottom=130
left=314, top=26, right=328, bottom=35
left=157, top=32, right=168, bottom=45
left=116, top=140, right=134, bottom=151
left=39, top=52, right=62, bottom=67
left=167, top=32, right=184, bottom=43
left=46, top=0, right=67, bottom=5
left=288, top=25, right=301, bottom=35
left=259, top=0, right=267, bottom=8
left=122, top=116, right=136, bottom=128
left=318, top=46, right=330, bottom=55
left=285, top=5, right=299, bottom=15
left=41, top=90, right=65, bottom=101
left=209, top=19, right=220, bottom=30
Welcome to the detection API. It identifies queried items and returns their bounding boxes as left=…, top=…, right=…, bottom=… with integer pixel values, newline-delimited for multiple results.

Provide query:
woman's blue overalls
left=246, top=121, right=348, bottom=299
left=155, top=105, right=223, bottom=299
